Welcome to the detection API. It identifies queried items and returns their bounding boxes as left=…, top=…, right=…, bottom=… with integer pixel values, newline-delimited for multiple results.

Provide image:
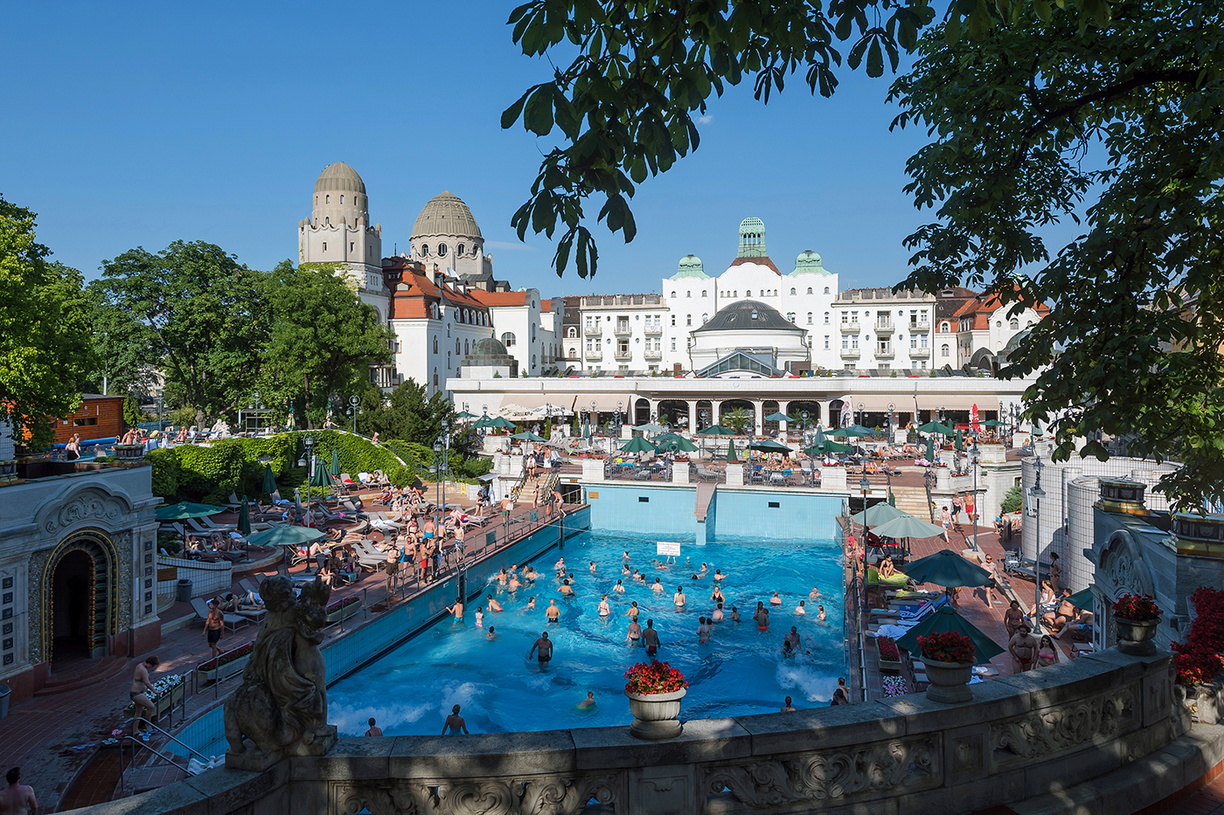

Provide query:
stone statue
left=224, top=576, right=337, bottom=770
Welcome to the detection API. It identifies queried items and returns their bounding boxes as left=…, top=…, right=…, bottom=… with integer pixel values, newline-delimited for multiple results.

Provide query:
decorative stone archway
left=41, top=528, right=120, bottom=662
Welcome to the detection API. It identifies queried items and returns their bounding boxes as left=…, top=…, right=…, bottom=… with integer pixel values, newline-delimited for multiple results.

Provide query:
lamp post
left=923, top=465, right=936, bottom=523
left=617, top=400, right=624, bottom=437
left=303, top=434, right=315, bottom=506
left=969, top=441, right=981, bottom=552
left=249, top=390, right=264, bottom=433
left=346, top=395, right=361, bottom=434
left=433, top=418, right=451, bottom=533
left=1030, top=455, right=1046, bottom=633
left=859, top=474, right=871, bottom=538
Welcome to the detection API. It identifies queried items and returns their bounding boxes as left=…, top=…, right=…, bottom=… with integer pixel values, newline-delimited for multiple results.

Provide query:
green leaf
left=523, top=86, right=555, bottom=136
left=501, top=89, right=532, bottom=130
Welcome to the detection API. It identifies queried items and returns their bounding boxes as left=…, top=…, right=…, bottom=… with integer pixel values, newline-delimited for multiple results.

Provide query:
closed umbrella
left=925, top=436, right=935, bottom=462
left=895, top=605, right=1005, bottom=664
left=155, top=502, right=226, bottom=521
left=237, top=497, right=252, bottom=536
left=726, top=439, right=738, bottom=463
left=621, top=436, right=657, bottom=454
left=955, top=430, right=965, bottom=452
left=247, top=525, right=326, bottom=548
left=309, top=459, right=331, bottom=489
left=901, top=549, right=992, bottom=588
left=261, top=464, right=278, bottom=498
left=888, top=490, right=896, bottom=506
left=330, top=448, right=342, bottom=477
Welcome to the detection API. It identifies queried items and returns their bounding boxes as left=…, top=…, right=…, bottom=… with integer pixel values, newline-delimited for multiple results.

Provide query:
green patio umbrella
left=309, top=459, right=331, bottom=489
left=895, top=605, right=1006, bottom=664
left=764, top=412, right=795, bottom=423
left=955, top=429, right=965, bottom=452
left=1066, top=588, right=1094, bottom=612
left=621, top=436, right=658, bottom=454
left=983, top=419, right=1002, bottom=427
left=155, top=502, right=226, bottom=521
left=748, top=439, right=793, bottom=453
left=330, top=448, right=342, bottom=477
left=900, top=549, right=992, bottom=588
left=261, top=464, right=278, bottom=498
left=849, top=502, right=908, bottom=527
left=510, top=431, right=548, bottom=442
left=917, top=421, right=956, bottom=435
left=473, top=415, right=495, bottom=429
left=925, top=436, right=935, bottom=462
left=871, top=514, right=949, bottom=540
left=237, top=497, right=252, bottom=536
left=831, top=424, right=875, bottom=437
left=697, top=424, right=734, bottom=436
left=489, top=416, right=516, bottom=430
left=635, top=422, right=667, bottom=434
left=726, top=439, right=738, bottom=462
left=658, top=436, right=699, bottom=453
left=246, top=525, right=326, bottom=548
left=456, top=410, right=478, bottom=419
left=804, top=440, right=853, bottom=456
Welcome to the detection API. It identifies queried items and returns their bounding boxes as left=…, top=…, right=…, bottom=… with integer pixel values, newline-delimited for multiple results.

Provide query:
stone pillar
left=687, top=400, right=698, bottom=433
left=979, top=443, right=1007, bottom=464
left=582, top=459, right=605, bottom=482
left=821, top=467, right=847, bottom=491
left=778, top=399, right=790, bottom=436
left=672, top=462, right=690, bottom=484
left=725, top=463, right=745, bottom=487
left=710, top=399, right=723, bottom=425
left=752, top=400, right=764, bottom=435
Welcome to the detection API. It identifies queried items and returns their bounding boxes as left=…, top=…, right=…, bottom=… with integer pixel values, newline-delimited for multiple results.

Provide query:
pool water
left=328, top=530, right=846, bottom=736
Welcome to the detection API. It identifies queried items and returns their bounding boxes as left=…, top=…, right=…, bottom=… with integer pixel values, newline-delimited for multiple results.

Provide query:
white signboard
left=656, top=541, right=682, bottom=557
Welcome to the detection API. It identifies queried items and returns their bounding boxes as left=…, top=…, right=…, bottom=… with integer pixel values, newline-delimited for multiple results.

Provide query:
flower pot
left=626, top=688, right=686, bottom=740
left=875, top=638, right=902, bottom=674
left=923, top=658, right=974, bottom=704
left=196, top=653, right=250, bottom=684
left=1116, top=617, right=1158, bottom=656
left=326, top=598, right=362, bottom=623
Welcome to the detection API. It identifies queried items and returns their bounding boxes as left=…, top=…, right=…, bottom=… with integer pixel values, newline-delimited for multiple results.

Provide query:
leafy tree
left=1000, top=485, right=1022, bottom=515
left=122, top=393, right=144, bottom=430
left=889, top=0, right=1224, bottom=507
left=85, top=279, right=157, bottom=398
left=95, top=241, right=267, bottom=426
left=358, top=379, right=455, bottom=446
left=0, top=197, right=94, bottom=447
left=722, top=407, right=751, bottom=434
left=259, top=262, right=393, bottom=427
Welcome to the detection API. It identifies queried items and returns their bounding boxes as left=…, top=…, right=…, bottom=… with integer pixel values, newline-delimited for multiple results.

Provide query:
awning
left=838, top=394, right=997, bottom=413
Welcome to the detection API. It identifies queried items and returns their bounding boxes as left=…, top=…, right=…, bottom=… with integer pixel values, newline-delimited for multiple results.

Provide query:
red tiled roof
left=383, top=257, right=491, bottom=320
left=729, top=256, right=782, bottom=275
left=468, top=290, right=529, bottom=307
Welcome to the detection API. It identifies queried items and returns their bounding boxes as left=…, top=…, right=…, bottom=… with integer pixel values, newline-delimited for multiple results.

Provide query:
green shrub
left=147, top=449, right=180, bottom=498
left=1000, top=484, right=1023, bottom=514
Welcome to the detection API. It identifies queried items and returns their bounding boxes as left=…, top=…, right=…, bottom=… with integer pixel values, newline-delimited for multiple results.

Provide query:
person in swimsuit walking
left=204, top=600, right=224, bottom=659
left=129, top=656, right=160, bottom=735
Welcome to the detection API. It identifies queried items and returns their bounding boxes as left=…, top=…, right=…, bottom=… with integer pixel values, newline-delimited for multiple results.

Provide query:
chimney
left=1096, top=478, right=1147, bottom=515
left=1170, top=513, right=1224, bottom=557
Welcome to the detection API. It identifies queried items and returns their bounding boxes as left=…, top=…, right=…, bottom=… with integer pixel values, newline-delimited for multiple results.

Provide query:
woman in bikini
left=129, top=656, right=160, bottom=735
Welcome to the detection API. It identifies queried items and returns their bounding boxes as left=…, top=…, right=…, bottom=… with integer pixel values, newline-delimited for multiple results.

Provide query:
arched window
left=669, top=291, right=677, bottom=298
left=501, top=332, right=516, bottom=347
left=457, top=243, right=465, bottom=256
left=340, top=195, right=344, bottom=204
left=464, top=339, right=469, bottom=354
left=823, top=287, right=830, bottom=295
left=790, top=287, right=797, bottom=296
left=940, top=321, right=951, bottom=332
left=687, top=291, right=692, bottom=298
left=456, top=339, right=460, bottom=353
left=787, top=312, right=796, bottom=322
left=433, top=337, right=438, bottom=353
left=422, top=244, right=430, bottom=256
left=746, top=290, right=752, bottom=297
left=941, top=344, right=950, bottom=357
left=823, top=312, right=830, bottom=324
left=686, top=315, right=692, bottom=326
left=532, top=355, right=537, bottom=368
left=433, top=369, right=439, bottom=387
left=1009, top=318, right=1019, bottom=329
left=566, top=326, right=577, bottom=338
left=326, top=194, right=331, bottom=204
left=807, top=312, right=814, bottom=325
left=569, top=348, right=577, bottom=358
left=701, top=289, right=707, bottom=297
left=702, top=313, right=708, bottom=323
left=438, top=243, right=448, bottom=257
left=670, top=314, right=676, bottom=326
left=807, top=287, right=814, bottom=295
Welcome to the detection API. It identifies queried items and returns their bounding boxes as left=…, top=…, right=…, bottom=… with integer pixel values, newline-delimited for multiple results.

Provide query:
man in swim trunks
left=711, top=603, right=725, bottom=622
left=487, top=595, right=503, bottom=613
left=577, top=691, right=596, bottom=710
left=783, top=626, right=801, bottom=655
left=529, top=631, right=554, bottom=669
left=445, top=600, right=464, bottom=620
left=545, top=599, right=560, bottom=622
left=559, top=579, right=574, bottom=597
left=641, top=619, right=661, bottom=655
left=0, top=767, right=38, bottom=815
left=1009, top=625, right=1039, bottom=672
left=204, top=600, right=224, bottom=658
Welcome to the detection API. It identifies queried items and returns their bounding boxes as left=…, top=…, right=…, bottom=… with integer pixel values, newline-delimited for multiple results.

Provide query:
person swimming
left=576, top=691, right=596, bottom=710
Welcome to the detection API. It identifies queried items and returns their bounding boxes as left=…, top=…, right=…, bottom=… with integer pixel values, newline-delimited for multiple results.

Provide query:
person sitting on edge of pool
left=545, top=598, right=560, bottom=622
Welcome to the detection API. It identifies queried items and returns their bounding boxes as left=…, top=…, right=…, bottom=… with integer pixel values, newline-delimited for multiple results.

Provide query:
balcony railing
left=840, top=347, right=860, bottom=358
left=910, top=319, right=931, bottom=331
left=910, top=346, right=931, bottom=358
left=584, top=324, right=602, bottom=337
left=614, top=324, right=632, bottom=336
left=644, top=349, right=662, bottom=360
left=644, top=324, right=663, bottom=335
left=614, top=350, right=632, bottom=361
left=875, top=320, right=894, bottom=334
left=840, top=321, right=860, bottom=333
left=585, top=349, right=602, bottom=360
left=876, top=347, right=895, bottom=359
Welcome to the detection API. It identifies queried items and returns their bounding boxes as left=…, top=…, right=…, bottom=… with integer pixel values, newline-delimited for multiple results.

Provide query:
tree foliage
left=260, top=262, right=393, bottom=427
left=0, top=197, right=94, bottom=447
left=358, top=379, right=456, bottom=446
left=95, top=241, right=267, bottom=425
left=889, top=0, right=1224, bottom=507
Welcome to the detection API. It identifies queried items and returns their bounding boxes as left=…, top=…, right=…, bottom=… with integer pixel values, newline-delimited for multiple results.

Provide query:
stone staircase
left=35, top=655, right=129, bottom=696
left=887, top=486, right=934, bottom=521
left=512, top=471, right=559, bottom=505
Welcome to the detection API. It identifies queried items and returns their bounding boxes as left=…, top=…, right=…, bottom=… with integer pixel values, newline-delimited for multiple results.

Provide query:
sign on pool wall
left=656, top=541, right=681, bottom=557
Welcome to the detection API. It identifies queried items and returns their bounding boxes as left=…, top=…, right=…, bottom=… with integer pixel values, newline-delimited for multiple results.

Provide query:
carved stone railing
left=63, top=649, right=1189, bottom=815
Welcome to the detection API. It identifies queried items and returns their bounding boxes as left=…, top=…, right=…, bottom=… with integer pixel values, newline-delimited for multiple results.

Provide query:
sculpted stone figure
left=224, top=576, right=337, bottom=769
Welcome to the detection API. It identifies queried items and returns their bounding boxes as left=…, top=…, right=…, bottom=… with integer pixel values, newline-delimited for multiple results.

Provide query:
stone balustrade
left=65, top=648, right=1193, bottom=815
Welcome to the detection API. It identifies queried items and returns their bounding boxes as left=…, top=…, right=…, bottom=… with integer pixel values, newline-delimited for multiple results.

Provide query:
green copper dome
left=737, top=217, right=767, bottom=258
left=790, top=249, right=829, bottom=275
left=670, top=254, right=709, bottom=279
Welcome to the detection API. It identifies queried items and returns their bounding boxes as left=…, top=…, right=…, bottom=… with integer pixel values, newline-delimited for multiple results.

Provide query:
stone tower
left=298, top=162, right=388, bottom=318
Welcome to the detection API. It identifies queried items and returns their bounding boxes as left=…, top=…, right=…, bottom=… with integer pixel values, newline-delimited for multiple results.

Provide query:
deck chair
left=190, top=597, right=248, bottom=632
left=188, top=516, right=236, bottom=534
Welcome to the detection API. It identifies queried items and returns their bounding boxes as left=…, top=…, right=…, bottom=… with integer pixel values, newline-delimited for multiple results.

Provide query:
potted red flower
left=876, top=636, right=902, bottom=671
left=1113, top=594, right=1162, bottom=656
left=624, top=660, right=688, bottom=740
left=918, top=631, right=976, bottom=704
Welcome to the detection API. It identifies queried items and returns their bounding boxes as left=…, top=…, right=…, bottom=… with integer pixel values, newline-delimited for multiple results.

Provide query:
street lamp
left=1030, top=455, right=1046, bottom=633
left=859, top=474, right=871, bottom=537
left=249, top=390, right=264, bottom=433
left=433, top=418, right=451, bottom=533
left=346, top=394, right=361, bottom=434
left=303, top=435, right=315, bottom=506
left=969, top=441, right=981, bottom=552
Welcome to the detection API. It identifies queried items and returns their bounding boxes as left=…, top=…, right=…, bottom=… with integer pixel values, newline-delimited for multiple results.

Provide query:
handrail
left=134, top=717, right=211, bottom=763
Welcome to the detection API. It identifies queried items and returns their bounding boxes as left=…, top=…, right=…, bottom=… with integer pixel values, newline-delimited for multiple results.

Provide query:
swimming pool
left=327, top=529, right=846, bottom=736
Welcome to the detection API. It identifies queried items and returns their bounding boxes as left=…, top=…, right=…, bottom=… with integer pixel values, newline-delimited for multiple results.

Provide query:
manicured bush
left=147, top=449, right=180, bottom=497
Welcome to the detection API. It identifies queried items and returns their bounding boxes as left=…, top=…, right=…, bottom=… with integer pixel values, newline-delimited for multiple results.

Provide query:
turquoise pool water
left=328, top=530, right=846, bottom=736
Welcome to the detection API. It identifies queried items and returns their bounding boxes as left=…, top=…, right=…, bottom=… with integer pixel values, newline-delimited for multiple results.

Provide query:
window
left=433, top=337, right=438, bottom=353
left=746, top=290, right=752, bottom=297
left=701, top=289, right=707, bottom=297
left=322, top=242, right=327, bottom=252
left=349, top=242, right=354, bottom=252
left=438, top=243, right=448, bottom=257
left=941, top=343, right=950, bottom=357
left=824, top=287, right=830, bottom=295
left=502, top=332, right=516, bottom=347
left=326, top=194, right=331, bottom=204
left=340, top=195, right=344, bottom=204
left=807, top=287, right=814, bottom=295
left=940, top=321, right=950, bottom=332
left=566, top=326, right=577, bottom=338
left=701, top=312, right=708, bottom=324
left=823, top=336, right=830, bottom=349
left=790, top=287, right=797, bottom=295
left=457, top=243, right=465, bottom=255
left=422, top=244, right=430, bottom=256
left=996, top=320, right=1002, bottom=328
left=569, top=348, right=577, bottom=358
left=73, top=417, right=98, bottom=426
left=1010, top=318, right=1019, bottom=330
left=787, top=312, right=796, bottom=322
left=433, top=370, right=438, bottom=386
left=670, top=339, right=676, bottom=351
left=671, top=315, right=676, bottom=326
left=880, top=363, right=891, bottom=370
left=670, top=291, right=677, bottom=298
left=456, top=339, right=460, bottom=353
left=807, top=312, right=813, bottom=325
left=686, top=315, right=692, bottom=326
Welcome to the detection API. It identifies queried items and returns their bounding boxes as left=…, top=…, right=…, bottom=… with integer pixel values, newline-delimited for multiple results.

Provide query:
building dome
left=469, top=337, right=508, bottom=357
left=314, top=161, right=366, bottom=195
left=791, top=249, right=828, bottom=275
left=671, top=254, right=709, bottom=279
left=693, top=299, right=801, bottom=333
left=412, top=191, right=483, bottom=240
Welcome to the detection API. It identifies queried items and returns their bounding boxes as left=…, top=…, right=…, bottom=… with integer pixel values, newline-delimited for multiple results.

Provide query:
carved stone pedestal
left=226, top=725, right=338, bottom=771
left=627, top=689, right=685, bottom=740
left=924, top=659, right=974, bottom=704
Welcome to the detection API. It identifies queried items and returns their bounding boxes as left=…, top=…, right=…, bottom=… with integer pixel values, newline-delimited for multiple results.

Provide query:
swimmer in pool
left=446, top=600, right=464, bottom=620
left=730, top=605, right=741, bottom=622
left=589, top=561, right=598, bottom=575
left=526, top=596, right=537, bottom=610
left=769, top=592, right=782, bottom=606
left=598, top=595, right=610, bottom=617
left=623, top=601, right=640, bottom=621
left=545, top=599, right=560, bottom=622
left=714, top=569, right=726, bottom=581
left=652, top=577, right=664, bottom=594
left=474, top=607, right=484, bottom=627
left=711, top=586, right=725, bottom=604
left=674, top=586, right=687, bottom=607
left=508, top=574, right=521, bottom=591
left=817, top=604, right=827, bottom=622
left=697, top=616, right=711, bottom=643
left=627, top=619, right=642, bottom=646
left=559, top=579, right=574, bottom=597
left=577, top=691, right=596, bottom=710
left=795, top=600, right=806, bottom=615
left=613, top=579, right=626, bottom=594
left=487, top=595, right=503, bottom=612
left=711, top=602, right=725, bottom=623
left=486, top=626, right=497, bottom=640
left=642, top=619, right=661, bottom=655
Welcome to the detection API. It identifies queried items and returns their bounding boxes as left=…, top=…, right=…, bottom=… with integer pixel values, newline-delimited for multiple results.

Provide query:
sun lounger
left=187, top=516, right=236, bottom=535
left=190, top=597, right=248, bottom=632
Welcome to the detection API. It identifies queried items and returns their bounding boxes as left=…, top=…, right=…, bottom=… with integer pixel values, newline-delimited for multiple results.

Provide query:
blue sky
left=3, top=1, right=938, bottom=297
